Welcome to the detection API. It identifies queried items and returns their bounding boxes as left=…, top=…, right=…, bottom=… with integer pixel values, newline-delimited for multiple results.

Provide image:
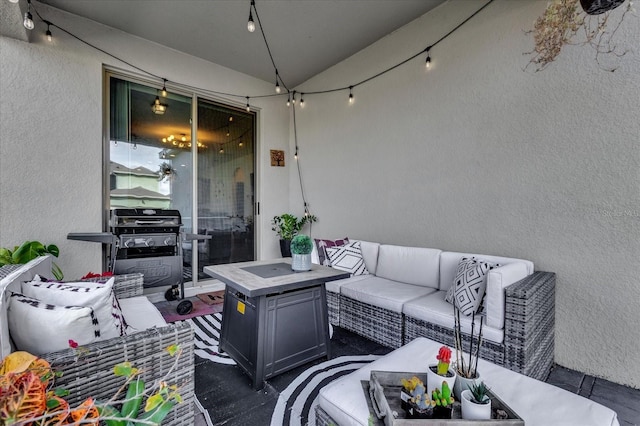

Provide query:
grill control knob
left=145, top=239, right=156, bottom=247
left=164, top=237, right=173, bottom=246
left=123, top=239, right=135, bottom=248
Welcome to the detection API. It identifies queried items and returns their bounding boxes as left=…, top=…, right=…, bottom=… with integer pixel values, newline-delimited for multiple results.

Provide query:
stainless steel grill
left=109, top=209, right=183, bottom=288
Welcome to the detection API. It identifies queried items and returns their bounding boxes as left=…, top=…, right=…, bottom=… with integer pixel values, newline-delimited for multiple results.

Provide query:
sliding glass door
left=107, top=73, right=255, bottom=286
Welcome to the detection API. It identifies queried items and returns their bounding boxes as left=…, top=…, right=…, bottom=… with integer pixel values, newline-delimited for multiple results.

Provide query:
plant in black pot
left=290, top=235, right=313, bottom=271
left=271, top=213, right=317, bottom=257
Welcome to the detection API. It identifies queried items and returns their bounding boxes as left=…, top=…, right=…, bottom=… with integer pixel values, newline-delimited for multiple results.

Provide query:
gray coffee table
left=204, top=259, right=349, bottom=389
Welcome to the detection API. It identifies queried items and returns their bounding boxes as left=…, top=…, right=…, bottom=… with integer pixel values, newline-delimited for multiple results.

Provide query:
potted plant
left=0, top=240, right=63, bottom=280
left=451, top=303, right=484, bottom=400
left=290, top=235, right=313, bottom=272
left=426, top=346, right=457, bottom=400
left=271, top=213, right=317, bottom=257
left=461, top=382, right=492, bottom=420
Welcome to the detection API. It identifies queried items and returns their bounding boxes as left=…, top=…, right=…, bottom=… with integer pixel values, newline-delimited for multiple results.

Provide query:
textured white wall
left=0, top=4, right=289, bottom=279
left=293, top=1, right=640, bottom=387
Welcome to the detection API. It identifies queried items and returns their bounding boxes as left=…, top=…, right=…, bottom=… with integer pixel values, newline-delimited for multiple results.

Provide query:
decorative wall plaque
left=270, top=150, right=285, bottom=167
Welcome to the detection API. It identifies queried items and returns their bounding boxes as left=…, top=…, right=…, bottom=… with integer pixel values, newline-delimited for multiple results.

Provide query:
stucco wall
left=293, top=1, right=640, bottom=387
left=0, top=4, right=289, bottom=279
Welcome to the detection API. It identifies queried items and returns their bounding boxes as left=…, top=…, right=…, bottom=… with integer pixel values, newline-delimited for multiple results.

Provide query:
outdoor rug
left=187, top=313, right=389, bottom=425
left=154, top=297, right=223, bottom=323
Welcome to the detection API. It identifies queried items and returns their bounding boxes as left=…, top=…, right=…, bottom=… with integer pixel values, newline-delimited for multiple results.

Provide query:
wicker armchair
left=38, top=273, right=195, bottom=426
left=0, top=259, right=194, bottom=426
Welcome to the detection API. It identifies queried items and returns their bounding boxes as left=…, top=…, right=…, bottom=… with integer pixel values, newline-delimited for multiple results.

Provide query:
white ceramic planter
left=461, top=389, right=492, bottom=420
left=291, top=253, right=312, bottom=271
left=426, top=364, right=457, bottom=399
left=453, top=371, right=481, bottom=400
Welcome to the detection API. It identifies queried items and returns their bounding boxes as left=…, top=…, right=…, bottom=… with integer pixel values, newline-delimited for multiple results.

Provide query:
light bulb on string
left=425, top=55, right=431, bottom=69
left=161, top=79, right=167, bottom=97
left=246, top=97, right=251, bottom=112
left=247, top=1, right=256, bottom=32
left=300, top=93, right=305, bottom=107
left=275, top=72, right=281, bottom=93
left=23, top=9, right=34, bottom=30
left=8, top=0, right=20, bottom=3
left=286, top=94, right=291, bottom=107
left=294, top=148, right=298, bottom=160
left=348, top=86, right=354, bottom=104
left=292, top=91, right=296, bottom=105
left=46, top=24, right=52, bottom=42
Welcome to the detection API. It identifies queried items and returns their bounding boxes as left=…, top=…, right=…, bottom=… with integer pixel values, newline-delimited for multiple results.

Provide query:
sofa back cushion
left=439, top=252, right=533, bottom=292
left=375, top=245, right=441, bottom=288
left=356, top=240, right=381, bottom=275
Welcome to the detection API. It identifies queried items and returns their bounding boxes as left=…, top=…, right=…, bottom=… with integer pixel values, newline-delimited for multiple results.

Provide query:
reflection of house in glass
left=110, top=161, right=170, bottom=208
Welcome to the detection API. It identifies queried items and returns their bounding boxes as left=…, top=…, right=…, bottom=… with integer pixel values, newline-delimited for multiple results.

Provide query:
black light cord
left=27, top=0, right=494, bottom=104
left=291, top=102, right=311, bottom=216
left=251, top=0, right=289, bottom=92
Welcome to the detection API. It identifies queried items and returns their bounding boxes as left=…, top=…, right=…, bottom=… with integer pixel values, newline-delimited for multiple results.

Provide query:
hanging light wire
left=251, top=0, right=289, bottom=92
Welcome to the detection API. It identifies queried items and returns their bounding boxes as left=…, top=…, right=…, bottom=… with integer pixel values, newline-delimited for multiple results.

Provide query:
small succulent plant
left=432, top=381, right=454, bottom=407
left=436, top=346, right=452, bottom=375
left=470, top=381, right=491, bottom=404
left=290, top=234, right=313, bottom=255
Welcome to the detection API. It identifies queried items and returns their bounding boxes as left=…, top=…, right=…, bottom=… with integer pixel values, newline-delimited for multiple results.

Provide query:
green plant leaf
left=121, top=379, right=145, bottom=419
left=46, top=398, right=61, bottom=409
left=137, top=399, right=176, bottom=425
left=52, top=262, right=64, bottom=280
left=113, top=362, right=138, bottom=378
left=53, top=388, right=69, bottom=397
left=45, top=244, right=60, bottom=257
left=97, top=405, right=127, bottom=426
left=144, top=393, right=163, bottom=412
left=166, top=344, right=179, bottom=357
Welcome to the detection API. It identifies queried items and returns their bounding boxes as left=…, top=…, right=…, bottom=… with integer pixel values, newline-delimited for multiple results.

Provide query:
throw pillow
left=446, top=257, right=493, bottom=316
left=8, top=293, right=100, bottom=355
left=326, top=240, right=369, bottom=276
left=314, top=237, right=349, bottom=266
left=22, top=276, right=125, bottom=339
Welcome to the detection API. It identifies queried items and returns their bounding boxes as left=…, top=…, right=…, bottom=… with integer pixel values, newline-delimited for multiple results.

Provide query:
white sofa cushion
left=118, top=296, right=167, bottom=331
left=354, top=240, right=380, bottom=275
left=340, top=276, right=435, bottom=313
left=402, top=291, right=504, bottom=344
left=439, top=252, right=533, bottom=292
left=375, top=245, right=441, bottom=289
left=8, top=292, right=100, bottom=355
left=486, top=262, right=530, bottom=329
left=21, top=276, right=124, bottom=339
left=325, top=274, right=368, bottom=294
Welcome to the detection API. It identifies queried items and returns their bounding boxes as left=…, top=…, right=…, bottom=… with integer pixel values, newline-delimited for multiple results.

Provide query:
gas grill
left=68, top=208, right=192, bottom=292
left=109, top=208, right=183, bottom=289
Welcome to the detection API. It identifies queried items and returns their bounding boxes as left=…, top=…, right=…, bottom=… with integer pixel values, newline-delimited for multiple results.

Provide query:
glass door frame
left=102, top=67, right=259, bottom=287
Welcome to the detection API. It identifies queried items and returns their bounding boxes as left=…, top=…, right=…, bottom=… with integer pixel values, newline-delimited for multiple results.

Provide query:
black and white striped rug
left=186, top=313, right=380, bottom=426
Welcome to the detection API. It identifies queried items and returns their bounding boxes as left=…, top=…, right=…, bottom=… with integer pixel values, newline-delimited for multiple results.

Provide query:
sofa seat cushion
left=375, top=245, right=441, bottom=289
left=340, top=277, right=435, bottom=313
left=118, top=296, right=167, bottom=332
left=325, top=275, right=369, bottom=294
left=402, top=291, right=504, bottom=344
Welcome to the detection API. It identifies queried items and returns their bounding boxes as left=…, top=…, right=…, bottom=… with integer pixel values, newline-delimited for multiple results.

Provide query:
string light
left=286, top=93, right=291, bottom=107
left=425, top=48, right=432, bottom=69
left=246, top=96, right=250, bottom=112
left=348, top=86, right=354, bottom=104
left=45, top=23, right=52, bottom=42
left=300, top=93, right=305, bottom=107
left=161, top=79, right=167, bottom=97
left=247, top=0, right=256, bottom=32
left=8, top=0, right=20, bottom=4
left=275, top=70, right=281, bottom=93
left=292, top=91, right=296, bottom=105
left=23, top=0, right=34, bottom=30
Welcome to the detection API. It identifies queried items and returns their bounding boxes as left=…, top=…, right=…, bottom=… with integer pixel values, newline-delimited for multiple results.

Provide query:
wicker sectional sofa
left=0, top=255, right=194, bottom=426
left=323, top=241, right=555, bottom=381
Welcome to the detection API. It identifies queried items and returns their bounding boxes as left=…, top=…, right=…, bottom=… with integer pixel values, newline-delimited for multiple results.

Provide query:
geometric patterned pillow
left=314, top=237, right=349, bottom=266
left=445, top=257, right=493, bottom=316
left=8, top=292, right=100, bottom=355
left=326, top=240, right=369, bottom=276
left=22, top=276, right=124, bottom=339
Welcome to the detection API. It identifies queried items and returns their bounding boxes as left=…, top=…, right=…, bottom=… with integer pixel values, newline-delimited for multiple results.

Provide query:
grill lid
left=110, top=209, right=182, bottom=229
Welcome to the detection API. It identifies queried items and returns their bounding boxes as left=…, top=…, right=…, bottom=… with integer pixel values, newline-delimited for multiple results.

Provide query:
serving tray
left=366, top=370, right=524, bottom=425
